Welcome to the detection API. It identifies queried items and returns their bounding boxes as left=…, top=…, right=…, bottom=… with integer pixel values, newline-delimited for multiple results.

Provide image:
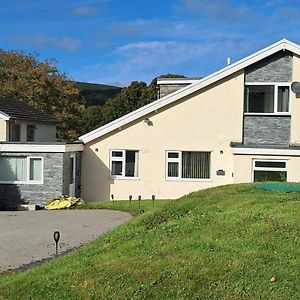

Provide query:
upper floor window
left=166, top=151, right=211, bottom=180
left=110, top=150, right=139, bottom=178
left=9, top=123, right=21, bottom=142
left=27, top=125, right=36, bottom=142
left=244, top=83, right=290, bottom=114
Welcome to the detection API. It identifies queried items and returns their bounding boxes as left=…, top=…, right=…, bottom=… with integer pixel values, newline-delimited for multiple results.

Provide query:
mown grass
left=1, top=184, right=300, bottom=299
left=78, top=199, right=171, bottom=215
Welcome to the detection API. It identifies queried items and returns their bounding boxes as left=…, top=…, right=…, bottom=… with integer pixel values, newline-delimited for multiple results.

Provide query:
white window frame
left=165, top=150, right=211, bottom=182
left=109, top=149, right=139, bottom=180
left=0, top=156, right=44, bottom=184
left=244, top=82, right=291, bottom=115
left=252, top=159, right=287, bottom=182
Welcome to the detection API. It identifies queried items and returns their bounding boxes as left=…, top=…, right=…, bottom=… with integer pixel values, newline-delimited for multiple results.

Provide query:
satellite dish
left=291, top=81, right=300, bottom=94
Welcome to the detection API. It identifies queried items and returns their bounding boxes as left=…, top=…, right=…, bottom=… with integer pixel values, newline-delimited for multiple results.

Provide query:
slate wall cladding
left=159, top=84, right=190, bottom=98
left=0, top=152, right=64, bottom=208
left=243, top=116, right=291, bottom=145
left=245, top=51, right=293, bottom=82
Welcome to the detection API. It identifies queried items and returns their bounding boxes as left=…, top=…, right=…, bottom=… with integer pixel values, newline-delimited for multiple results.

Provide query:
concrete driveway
left=0, top=209, right=132, bottom=272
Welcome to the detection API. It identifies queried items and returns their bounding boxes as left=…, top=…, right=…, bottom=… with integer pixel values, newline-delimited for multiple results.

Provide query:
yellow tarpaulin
left=44, top=196, right=85, bottom=210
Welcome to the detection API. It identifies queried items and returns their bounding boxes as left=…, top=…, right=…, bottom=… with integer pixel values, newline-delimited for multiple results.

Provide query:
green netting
left=256, top=182, right=300, bottom=192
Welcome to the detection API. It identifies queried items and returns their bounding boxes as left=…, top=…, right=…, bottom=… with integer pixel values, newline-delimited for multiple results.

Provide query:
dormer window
left=27, top=124, right=36, bottom=142
left=244, top=83, right=290, bottom=114
left=9, top=123, right=21, bottom=142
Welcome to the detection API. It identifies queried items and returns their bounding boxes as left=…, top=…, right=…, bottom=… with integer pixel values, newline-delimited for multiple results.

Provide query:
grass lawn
left=1, top=184, right=300, bottom=299
left=78, top=198, right=171, bottom=215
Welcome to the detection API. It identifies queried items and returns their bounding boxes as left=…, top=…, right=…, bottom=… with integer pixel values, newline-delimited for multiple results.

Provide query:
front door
left=69, top=154, right=76, bottom=197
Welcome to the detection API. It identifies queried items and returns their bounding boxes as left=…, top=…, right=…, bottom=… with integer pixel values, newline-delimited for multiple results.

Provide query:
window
left=0, top=156, right=43, bottom=183
left=110, top=150, right=139, bottom=178
left=244, top=83, right=290, bottom=114
left=166, top=151, right=210, bottom=180
left=253, top=160, right=287, bottom=182
left=9, top=123, right=21, bottom=142
left=27, top=125, right=36, bottom=142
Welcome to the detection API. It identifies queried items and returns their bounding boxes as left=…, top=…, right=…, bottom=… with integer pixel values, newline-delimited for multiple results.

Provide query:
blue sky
left=2, top=0, right=300, bottom=86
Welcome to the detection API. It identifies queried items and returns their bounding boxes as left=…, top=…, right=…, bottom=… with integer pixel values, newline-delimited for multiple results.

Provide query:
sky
left=1, top=0, right=300, bottom=86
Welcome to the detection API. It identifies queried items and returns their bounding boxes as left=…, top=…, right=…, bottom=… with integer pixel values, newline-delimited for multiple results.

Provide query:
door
left=69, top=154, right=76, bottom=197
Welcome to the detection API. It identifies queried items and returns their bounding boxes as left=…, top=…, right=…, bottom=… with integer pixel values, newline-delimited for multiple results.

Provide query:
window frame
left=0, top=156, right=44, bottom=184
left=165, top=150, right=212, bottom=182
left=252, top=159, right=287, bottom=182
left=244, top=82, right=291, bottom=115
left=109, top=149, right=139, bottom=180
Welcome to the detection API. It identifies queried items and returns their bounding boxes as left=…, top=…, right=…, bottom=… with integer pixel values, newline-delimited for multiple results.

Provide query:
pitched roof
left=0, top=98, right=57, bottom=124
left=80, top=39, right=300, bottom=144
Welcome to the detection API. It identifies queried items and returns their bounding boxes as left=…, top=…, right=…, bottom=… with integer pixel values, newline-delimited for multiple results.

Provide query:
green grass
left=78, top=199, right=170, bottom=216
left=1, top=184, right=300, bottom=299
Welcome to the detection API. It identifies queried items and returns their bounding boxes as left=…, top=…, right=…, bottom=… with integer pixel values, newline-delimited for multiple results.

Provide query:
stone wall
left=243, top=116, right=291, bottom=145
left=0, top=152, right=64, bottom=209
left=159, top=84, right=190, bottom=98
left=245, top=51, right=292, bottom=82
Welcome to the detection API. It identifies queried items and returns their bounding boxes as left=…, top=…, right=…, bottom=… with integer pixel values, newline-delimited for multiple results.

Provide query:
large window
left=110, top=150, right=139, bottom=178
left=166, top=151, right=210, bottom=180
left=0, top=156, right=43, bottom=183
left=244, top=83, right=290, bottom=114
left=253, top=160, right=287, bottom=182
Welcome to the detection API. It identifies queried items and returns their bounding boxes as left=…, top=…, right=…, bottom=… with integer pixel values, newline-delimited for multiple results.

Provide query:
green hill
left=1, top=184, right=300, bottom=299
left=74, top=81, right=122, bottom=106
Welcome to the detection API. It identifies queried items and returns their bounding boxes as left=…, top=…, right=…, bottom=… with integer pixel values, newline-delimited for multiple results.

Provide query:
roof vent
left=227, top=57, right=231, bottom=66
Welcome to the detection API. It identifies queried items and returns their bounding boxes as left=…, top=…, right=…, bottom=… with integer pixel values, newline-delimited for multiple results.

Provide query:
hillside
left=74, top=81, right=122, bottom=106
left=0, top=184, right=299, bottom=299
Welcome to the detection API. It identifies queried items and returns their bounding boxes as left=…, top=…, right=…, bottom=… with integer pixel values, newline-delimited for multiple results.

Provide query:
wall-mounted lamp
left=95, top=148, right=99, bottom=152
left=144, top=118, right=153, bottom=126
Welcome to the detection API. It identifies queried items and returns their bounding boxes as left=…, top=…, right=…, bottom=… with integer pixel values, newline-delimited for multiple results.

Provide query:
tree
left=82, top=74, right=186, bottom=133
left=0, top=49, right=84, bottom=141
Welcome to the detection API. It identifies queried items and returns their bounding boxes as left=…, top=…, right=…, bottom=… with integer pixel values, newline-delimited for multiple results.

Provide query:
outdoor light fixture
left=144, top=118, right=153, bottom=126
left=129, top=195, right=132, bottom=206
left=152, top=195, right=155, bottom=207
left=111, top=194, right=114, bottom=204
left=53, top=230, right=60, bottom=256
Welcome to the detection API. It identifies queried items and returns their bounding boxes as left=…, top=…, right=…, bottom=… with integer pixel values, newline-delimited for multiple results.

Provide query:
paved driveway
left=0, top=209, right=132, bottom=272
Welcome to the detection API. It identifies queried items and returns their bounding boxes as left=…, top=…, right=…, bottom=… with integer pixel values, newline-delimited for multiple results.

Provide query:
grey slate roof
left=0, top=98, right=57, bottom=124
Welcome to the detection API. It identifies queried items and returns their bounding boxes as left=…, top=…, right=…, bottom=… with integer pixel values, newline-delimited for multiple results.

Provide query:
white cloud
left=72, top=6, right=98, bottom=16
left=12, top=35, right=82, bottom=52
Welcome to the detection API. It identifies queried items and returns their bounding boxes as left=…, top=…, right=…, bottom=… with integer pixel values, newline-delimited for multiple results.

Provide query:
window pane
left=112, top=151, right=123, bottom=157
left=278, top=86, right=289, bottom=112
left=0, top=157, right=26, bottom=181
left=254, top=170, right=287, bottom=182
left=10, top=124, right=21, bottom=142
left=255, top=161, right=286, bottom=168
left=245, top=85, right=274, bottom=113
left=29, top=158, right=42, bottom=181
left=168, top=162, right=179, bottom=177
left=182, top=152, right=210, bottom=179
left=168, top=152, right=179, bottom=158
left=111, top=161, right=122, bottom=176
left=125, top=150, right=138, bottom=177
left=27, top=125, right=36, bottom=142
